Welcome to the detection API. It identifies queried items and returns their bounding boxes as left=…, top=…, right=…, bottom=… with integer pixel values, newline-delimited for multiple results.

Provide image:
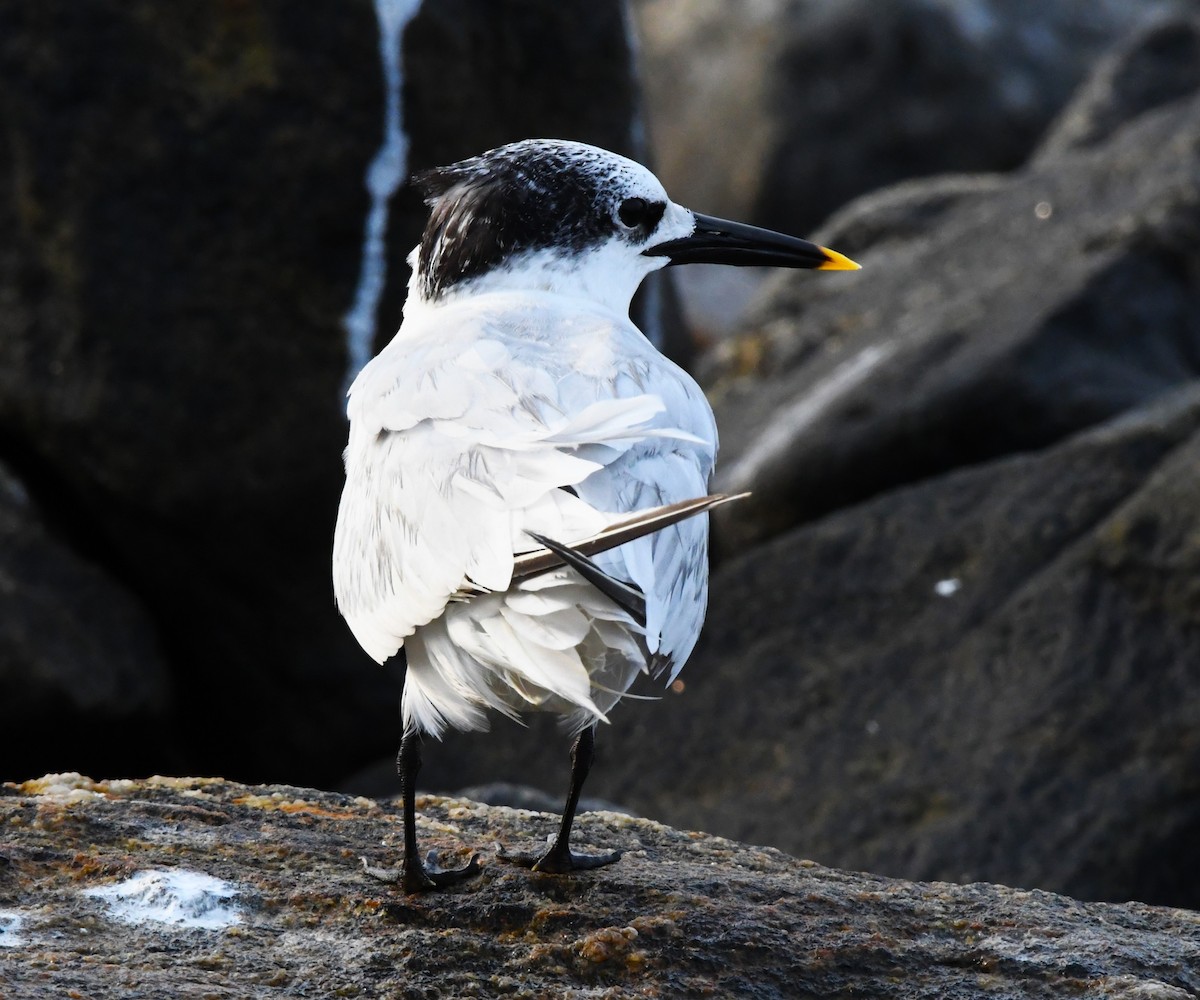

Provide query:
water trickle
left=341, top=0, right=424, bottom=401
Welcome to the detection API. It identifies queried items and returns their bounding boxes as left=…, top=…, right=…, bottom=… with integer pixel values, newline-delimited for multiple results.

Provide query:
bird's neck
left=404, top=245, right=664, bottom=319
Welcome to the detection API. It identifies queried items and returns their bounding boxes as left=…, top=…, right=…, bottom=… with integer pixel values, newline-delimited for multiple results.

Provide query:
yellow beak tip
left=817, top=247, right=862, bottom=271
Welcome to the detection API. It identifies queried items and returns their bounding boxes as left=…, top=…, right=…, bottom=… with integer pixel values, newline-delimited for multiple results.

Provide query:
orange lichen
left=226, top=792, right=374, bottom=823
left=575, top=925, right=639, bottom=964
left=277, top=802, right=363, bottom=820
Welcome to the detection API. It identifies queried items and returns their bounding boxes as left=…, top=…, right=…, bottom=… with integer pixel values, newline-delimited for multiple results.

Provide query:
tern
left=334, top=138, right=858, bottom=892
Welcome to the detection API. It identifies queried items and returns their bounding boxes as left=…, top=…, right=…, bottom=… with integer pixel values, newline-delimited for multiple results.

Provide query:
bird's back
left=333, top=290, right=717, bottom=737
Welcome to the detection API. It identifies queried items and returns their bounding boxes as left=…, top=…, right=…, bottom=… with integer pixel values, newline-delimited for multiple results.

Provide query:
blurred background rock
left=2, top=0, right=1198, bottom=910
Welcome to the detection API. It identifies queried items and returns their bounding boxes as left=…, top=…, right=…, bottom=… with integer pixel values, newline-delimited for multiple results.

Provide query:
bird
left=333, top=138, right=858, bottom=892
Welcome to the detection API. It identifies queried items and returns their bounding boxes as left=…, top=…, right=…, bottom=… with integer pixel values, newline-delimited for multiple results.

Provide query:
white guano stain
left=341, top=0, right=424, bottom=401
left=0, top=911, right=26, bottom=947
left=84, top=869, right=243, bottom=930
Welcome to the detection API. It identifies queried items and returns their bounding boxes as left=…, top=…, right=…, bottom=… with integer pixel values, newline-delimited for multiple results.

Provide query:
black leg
left=361, top=730, right=481, bottom=892
left=499, top=725, right=623, bottom=874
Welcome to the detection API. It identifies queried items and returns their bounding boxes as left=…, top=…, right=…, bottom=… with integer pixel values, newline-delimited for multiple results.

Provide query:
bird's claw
left=424, top=849, right=483, bottom=887
left=361, top=850, right=482, bottom=893
left=495, top=841, right=622, bottom=874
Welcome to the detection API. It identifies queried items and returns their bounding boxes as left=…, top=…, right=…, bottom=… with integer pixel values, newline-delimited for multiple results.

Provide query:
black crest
left=413, top=140, right=632, bottom=300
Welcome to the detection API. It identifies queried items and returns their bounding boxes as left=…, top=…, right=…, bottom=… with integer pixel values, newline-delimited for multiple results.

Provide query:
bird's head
left=410, top=139, right=858, bottom=315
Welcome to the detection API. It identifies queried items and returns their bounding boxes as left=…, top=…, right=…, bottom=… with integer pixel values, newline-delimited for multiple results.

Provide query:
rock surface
left=634, top=0, right=1188, bottom=231
left=1033, top=14, right=1200, bottom=164
left=618, top=387, right=1200, bottom=910
left=709, top=14, right=1200, bottom=554
left=2, top=775, right=1198, bottom=999
left=0, top=462, right=171, bottom=779
left=635, top=0, right=1198, bottom=338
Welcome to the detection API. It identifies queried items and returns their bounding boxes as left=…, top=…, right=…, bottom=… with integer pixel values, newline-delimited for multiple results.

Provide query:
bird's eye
left=617, top=197, right=663, bottom=231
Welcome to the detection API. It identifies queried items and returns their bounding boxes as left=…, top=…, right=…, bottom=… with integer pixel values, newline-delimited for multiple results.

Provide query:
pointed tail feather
left=453, top=492, right=749, bottom=602
left=525, top=531, right=648, bottom=625
left=512, top=491, right=749, bottom=581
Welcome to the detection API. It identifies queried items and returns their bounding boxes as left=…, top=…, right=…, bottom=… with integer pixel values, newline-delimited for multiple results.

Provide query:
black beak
left=644, top=212, right=860, bottom=270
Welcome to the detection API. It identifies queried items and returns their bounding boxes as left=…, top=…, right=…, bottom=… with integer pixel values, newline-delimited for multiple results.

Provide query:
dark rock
left=402, top=0, right=638, bottom=173
left=756, top=0, right=1040, bottom=232
left=0, top=463, right=171, bottom=778
left=634, top=0, right=1187, bottom=232
left=343, top=760, right=630, bottom=815
left=2, top=775, right=1198, bottom=999
left=632, top=0, right=784, bottom=223
left=708, top=18, right=1200, bottom=554
left=600, top=385, right=1200, bottom=910
left=0, top=0, right=386, bottom=786
left=0, top=1, right=651, bottom=786
left=1035, top=14, right=1200, bottom=163
left=453, top=782, right=631, bottom=817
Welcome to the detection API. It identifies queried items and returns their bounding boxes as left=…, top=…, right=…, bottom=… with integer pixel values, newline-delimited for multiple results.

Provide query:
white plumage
left=335, top=283, right=715, bottom=737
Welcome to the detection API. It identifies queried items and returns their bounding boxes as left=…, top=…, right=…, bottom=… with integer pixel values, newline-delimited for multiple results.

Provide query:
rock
left=708, top=15, right=1200, bottom=554
left=0, top=0, right=387, bottom=787
left=0, top=463, right=171, bottom=779
left=0, top=1, right=652, bottom=786
left=402, top=0, right=638, bottom=172
left=350, top=388, right=1200, bottom=910
left=606, top=386, right=1200, bottom=910
left=1034, top=14, right=1200, bottom=163
left=2, top=774, right=1198, bottom=999
left=633, top=0, right=1187, bottom=233
left=632, top=0, right=786, bottom=224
